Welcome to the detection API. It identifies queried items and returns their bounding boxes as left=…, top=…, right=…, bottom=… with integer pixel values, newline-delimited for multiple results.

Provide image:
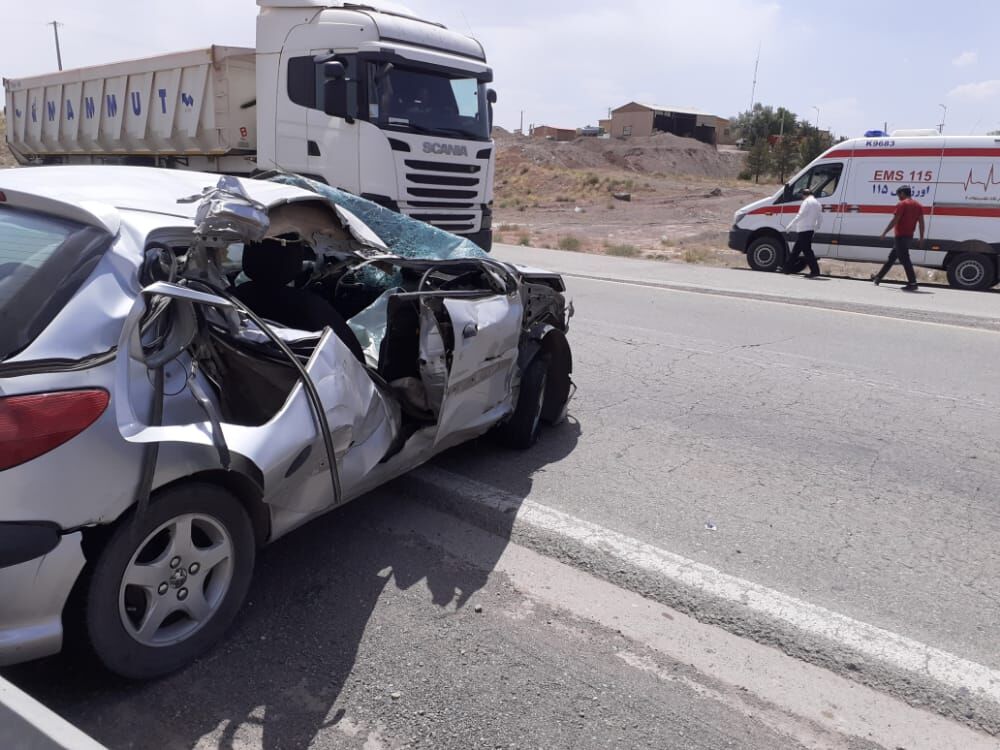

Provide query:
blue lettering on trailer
left=131, top=92, right=142, bottom=116
left=107, top=94, right=118, bottom=117
left=46, top=101, right=56, bottom=121
left=85, top=97, right=96, bottom=119
left=14, top=108, right=22, bottom=118
left=181, top=92, right=195, bottom=107
left=158, top=88, right=168, bottom=114
left=31, top=101, right=37, bottom=123
left=65, top=100, right=74, bottom=120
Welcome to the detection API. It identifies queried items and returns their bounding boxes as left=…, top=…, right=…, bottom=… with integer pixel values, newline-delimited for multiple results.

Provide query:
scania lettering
left=729, top=134, right=1000, bottom=290
left=3, top=1, right=497, bottom=249
left=424, top=142, right=469, bottom=156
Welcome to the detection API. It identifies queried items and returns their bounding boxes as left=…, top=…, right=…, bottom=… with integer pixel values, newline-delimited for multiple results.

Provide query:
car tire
left=84, top=482, right=255, bottom=679
left=747, top=236, right=785, bottom=272
left=496, top=354, right=549, bottom=449
left=946, top=252, right=996, bottom=291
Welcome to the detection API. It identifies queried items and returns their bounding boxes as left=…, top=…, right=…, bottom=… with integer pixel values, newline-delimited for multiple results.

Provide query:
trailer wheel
left=946, top=252, right=996, bottom=291
left=747, top=236, right=785, bottom=272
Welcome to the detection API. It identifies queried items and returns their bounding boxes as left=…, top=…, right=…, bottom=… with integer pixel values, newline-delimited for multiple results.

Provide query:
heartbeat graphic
left=964, top=165, right=1000, bottom=193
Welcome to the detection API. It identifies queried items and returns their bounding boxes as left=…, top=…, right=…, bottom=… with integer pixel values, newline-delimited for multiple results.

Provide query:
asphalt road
left=5, top=249, right=1000, bottom=749
left=473, top=246, right=1000, bottom=674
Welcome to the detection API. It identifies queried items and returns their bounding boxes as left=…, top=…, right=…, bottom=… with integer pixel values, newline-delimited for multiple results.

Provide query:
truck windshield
left=366, top=63, right=490, bottom=141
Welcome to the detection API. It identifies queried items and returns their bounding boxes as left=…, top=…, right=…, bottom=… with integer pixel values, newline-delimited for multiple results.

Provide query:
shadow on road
left=3, top=419, right=581, bottom=749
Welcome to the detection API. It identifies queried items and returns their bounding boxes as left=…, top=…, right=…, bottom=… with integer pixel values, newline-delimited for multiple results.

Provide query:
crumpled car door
left=114, top=282, right=391, bottom=513
left=433, top=293, right=524, bottom=444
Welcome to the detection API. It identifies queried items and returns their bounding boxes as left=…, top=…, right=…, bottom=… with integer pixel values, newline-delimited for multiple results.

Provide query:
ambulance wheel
left=747, top=236, right=785, bottom=272
left=946, top=252, right=996, bottom=291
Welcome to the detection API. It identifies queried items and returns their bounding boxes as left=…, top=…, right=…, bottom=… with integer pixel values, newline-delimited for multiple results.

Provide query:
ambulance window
left=789, top=163, right=843, bottom=200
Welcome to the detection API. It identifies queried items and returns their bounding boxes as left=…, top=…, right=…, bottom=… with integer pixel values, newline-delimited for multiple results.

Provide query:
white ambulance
left=729, top=134, right=1000, bottom=290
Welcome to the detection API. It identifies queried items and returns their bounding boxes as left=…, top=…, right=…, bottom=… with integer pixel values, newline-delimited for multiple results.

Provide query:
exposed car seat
left=232, top=238, right=366, bottom=363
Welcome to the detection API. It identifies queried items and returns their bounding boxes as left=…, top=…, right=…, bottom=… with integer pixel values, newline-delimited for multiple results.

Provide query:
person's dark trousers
left=874, top=236, right=917, bottom=284
left=785, top=231, right=820, bottom=275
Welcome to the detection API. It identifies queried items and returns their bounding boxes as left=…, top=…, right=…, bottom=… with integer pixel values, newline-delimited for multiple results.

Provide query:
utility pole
left=749, top=42, right=761, bottom=113
left=49, top=21, right=64, bottom=71
left=519, top=110, right=524, bottom=135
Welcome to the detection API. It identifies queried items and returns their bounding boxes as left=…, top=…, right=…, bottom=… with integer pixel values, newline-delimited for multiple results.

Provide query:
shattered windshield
left=265, top=174, right=490, bottom=263
left=366, top=63, right=490, bottom=141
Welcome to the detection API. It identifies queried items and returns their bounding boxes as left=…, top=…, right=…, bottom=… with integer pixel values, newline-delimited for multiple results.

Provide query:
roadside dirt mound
left=495, top=130, right=745, bottom=179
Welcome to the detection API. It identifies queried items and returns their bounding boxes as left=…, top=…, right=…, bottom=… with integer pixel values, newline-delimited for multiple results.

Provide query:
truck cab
left=256, top=1, right=496, bottom=249
left=2, top=1, right=496, bottom=250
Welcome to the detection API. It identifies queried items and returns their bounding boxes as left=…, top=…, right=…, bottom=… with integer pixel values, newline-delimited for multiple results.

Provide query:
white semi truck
left=2, top=0, right=497, bottom=249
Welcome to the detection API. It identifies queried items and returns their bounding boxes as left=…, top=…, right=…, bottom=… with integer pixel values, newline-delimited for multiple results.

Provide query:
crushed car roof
left=0, top=166, right=320, bottom=232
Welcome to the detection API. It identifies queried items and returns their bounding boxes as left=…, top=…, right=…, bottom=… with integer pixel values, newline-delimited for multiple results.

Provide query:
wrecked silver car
left=0, top=167, right=572, bottom=678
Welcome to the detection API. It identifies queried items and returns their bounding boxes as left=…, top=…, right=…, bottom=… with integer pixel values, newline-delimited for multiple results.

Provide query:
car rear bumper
left=728, top=227, right=751, bottom=252
left=0, top=531, right=85, bottom=666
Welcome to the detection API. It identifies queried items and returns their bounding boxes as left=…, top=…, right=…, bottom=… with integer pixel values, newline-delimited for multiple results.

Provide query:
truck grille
left=402, top=158, right=485, bottom=234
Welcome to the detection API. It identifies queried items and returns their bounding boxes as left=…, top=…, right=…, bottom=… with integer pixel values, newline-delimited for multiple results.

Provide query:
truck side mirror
left=782, top=184, right=793, bottom=201
left=321, top=61, right=353, bottom=122
left=323, top=80, right=350, bottom=119
left=487, top=88, right=497, bottom=130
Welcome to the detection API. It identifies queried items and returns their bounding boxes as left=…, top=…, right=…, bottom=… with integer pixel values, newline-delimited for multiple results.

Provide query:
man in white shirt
left=781, top=188, right=822, bottom=277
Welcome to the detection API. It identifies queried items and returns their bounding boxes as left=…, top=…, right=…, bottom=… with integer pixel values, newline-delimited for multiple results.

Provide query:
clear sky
left=3, top=1, right=999, bottom=138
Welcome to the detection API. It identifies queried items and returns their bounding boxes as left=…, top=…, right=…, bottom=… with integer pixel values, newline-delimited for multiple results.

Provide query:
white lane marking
left=384, top=495, right=999, bottom=750
left=564, top=273, right=1000, bottom=334
left=415, top=465, right=1000, bottom=707
left=0, top=677, right=108, bottom=750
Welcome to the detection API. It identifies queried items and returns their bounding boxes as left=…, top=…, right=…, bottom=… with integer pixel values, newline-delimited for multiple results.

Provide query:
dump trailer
left=3, top=1, right=497, bottom=249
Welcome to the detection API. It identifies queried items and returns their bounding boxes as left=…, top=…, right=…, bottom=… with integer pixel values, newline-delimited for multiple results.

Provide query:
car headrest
left=241, top=239, right=305, bottom=286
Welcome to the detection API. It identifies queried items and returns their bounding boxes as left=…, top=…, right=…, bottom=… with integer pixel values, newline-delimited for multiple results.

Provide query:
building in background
left=529, top=125, right=577, bottom=141
left=608, top=103, right=734, bottom=146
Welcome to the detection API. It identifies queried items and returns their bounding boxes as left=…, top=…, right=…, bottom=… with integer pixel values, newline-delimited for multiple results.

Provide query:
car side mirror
left=487, top=88, right=497, bottom=104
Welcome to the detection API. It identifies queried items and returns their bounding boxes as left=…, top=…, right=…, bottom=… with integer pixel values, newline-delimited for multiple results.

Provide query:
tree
left=745, top=140, right=773, bottom=183
left=773, top=136, right=800, bottom=182
left=733, top=103, right=800, bottom=147
left=797, top=123, right=834, bottom=165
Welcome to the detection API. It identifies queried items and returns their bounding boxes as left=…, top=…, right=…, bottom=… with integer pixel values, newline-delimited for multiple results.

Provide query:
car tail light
left=0, top=389, right=110, bottom=471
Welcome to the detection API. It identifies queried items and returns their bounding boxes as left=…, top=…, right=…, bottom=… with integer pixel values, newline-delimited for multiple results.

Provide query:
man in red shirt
left=873, top=186, right=925, bottom=291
